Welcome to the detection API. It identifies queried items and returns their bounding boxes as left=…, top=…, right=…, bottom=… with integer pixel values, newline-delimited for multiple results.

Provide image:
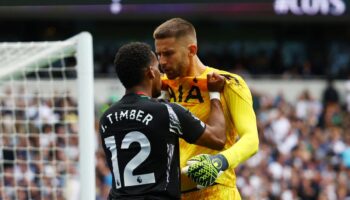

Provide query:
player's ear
left=146, top=66, right=155, bottom=79
left=188, top=43, right=197, bottom=57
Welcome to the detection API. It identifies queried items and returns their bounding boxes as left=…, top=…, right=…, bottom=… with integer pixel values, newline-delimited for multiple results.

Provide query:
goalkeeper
left=154, top=18, right=259, bottom=199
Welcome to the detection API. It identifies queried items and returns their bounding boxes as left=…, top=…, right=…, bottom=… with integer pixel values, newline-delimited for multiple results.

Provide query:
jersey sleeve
left=166, top=103, right=206, bottom=144
left=220, top=74, right=259, bottom=168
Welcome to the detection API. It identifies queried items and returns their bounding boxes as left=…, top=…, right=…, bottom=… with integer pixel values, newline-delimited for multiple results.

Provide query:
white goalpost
left=0, top=32, right=95, bottom=200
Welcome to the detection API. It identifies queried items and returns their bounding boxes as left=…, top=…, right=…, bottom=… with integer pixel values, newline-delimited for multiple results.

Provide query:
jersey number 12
left=104, top=131, right=156, bottom=188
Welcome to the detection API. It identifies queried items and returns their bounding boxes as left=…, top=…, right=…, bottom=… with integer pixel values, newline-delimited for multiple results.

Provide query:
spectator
left=322, top=78, right=339, bottom=105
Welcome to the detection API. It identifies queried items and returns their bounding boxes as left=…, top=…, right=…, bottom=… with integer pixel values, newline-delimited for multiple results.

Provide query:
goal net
left=0, top=32, right=95, bottom=200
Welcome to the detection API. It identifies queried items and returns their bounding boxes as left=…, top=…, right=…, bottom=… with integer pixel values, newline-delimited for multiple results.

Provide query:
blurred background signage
left=274, top=0, right=346, bottom=16
left=0, top=0, right=349, bottom=21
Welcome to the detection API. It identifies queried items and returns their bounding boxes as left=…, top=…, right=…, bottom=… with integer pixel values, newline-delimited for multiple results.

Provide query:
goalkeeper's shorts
left=181, top=184, right=241, bottom=200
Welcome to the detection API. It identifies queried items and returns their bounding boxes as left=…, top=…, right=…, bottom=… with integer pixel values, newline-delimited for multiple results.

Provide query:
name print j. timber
left=100, top=109, right=153, bottom=133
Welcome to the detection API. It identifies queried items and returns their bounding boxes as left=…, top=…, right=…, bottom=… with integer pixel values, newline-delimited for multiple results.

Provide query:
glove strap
left=211, top=154, right=229, bottom=171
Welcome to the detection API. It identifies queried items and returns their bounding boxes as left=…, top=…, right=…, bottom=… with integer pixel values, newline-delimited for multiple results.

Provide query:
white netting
left=0, top=40, right=82, bottom=200
left=0, top=41, right=75, bottom=80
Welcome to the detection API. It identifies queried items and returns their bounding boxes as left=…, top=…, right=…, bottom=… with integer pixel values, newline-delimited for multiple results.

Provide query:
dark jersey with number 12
left=99, top=93, right=206, bottom=200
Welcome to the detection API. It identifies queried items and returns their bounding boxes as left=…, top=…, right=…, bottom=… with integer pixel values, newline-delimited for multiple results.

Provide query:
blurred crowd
left=0, top=86, right=80, bottom=200
left=236, top=79, right=350, bottom=200
left=94, top=41, right=350, bottom=80
left=1, top=78, right=350, bottom=200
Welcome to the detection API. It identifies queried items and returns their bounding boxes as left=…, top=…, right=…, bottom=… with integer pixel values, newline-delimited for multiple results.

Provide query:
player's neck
left=185, top=56, right=206, bottom=77
left=126, top=86, right=152, bottom=97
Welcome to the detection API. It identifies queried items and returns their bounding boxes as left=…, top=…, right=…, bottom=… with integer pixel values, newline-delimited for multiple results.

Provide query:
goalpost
left=0, top=32, right=95, bottom=200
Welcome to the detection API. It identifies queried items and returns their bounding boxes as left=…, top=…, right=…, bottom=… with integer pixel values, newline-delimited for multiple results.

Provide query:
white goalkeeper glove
left=181, top=154, right=228, bottom=189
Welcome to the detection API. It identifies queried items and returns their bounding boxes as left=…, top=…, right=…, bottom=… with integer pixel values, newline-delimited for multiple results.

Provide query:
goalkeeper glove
left=181, top=154, right=228, bottom=188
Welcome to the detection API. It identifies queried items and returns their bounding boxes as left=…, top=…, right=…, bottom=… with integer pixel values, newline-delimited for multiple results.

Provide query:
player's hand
left=207, top=73, right=225, bottom=92
left=181, top=154, right=228, bottom=189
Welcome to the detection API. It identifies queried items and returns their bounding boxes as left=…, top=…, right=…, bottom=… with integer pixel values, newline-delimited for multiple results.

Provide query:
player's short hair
left=114, top=42, right=153, bottom=89
left=153, top=18, right=196, bottom=41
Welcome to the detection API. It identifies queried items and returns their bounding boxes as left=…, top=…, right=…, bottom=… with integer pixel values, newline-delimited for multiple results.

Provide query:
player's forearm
left=206, top=99, right=226, bottom=148
left=220, top=132, right=259, bottom=168
left=221, top=104, right=259, bottom=168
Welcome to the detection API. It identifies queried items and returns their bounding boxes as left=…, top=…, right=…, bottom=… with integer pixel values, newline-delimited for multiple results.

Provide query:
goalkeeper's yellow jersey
left=161, top=67, right=259, bottom=192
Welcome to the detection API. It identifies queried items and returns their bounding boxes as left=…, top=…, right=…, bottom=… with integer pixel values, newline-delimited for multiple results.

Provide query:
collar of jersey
left=135, top=91, right=151, bottom=99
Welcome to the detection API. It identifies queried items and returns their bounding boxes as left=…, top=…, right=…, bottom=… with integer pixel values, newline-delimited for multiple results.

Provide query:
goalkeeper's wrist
left=211, top=154, right=228, bottom=171
left=209, top=92, right=220, bottom=100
